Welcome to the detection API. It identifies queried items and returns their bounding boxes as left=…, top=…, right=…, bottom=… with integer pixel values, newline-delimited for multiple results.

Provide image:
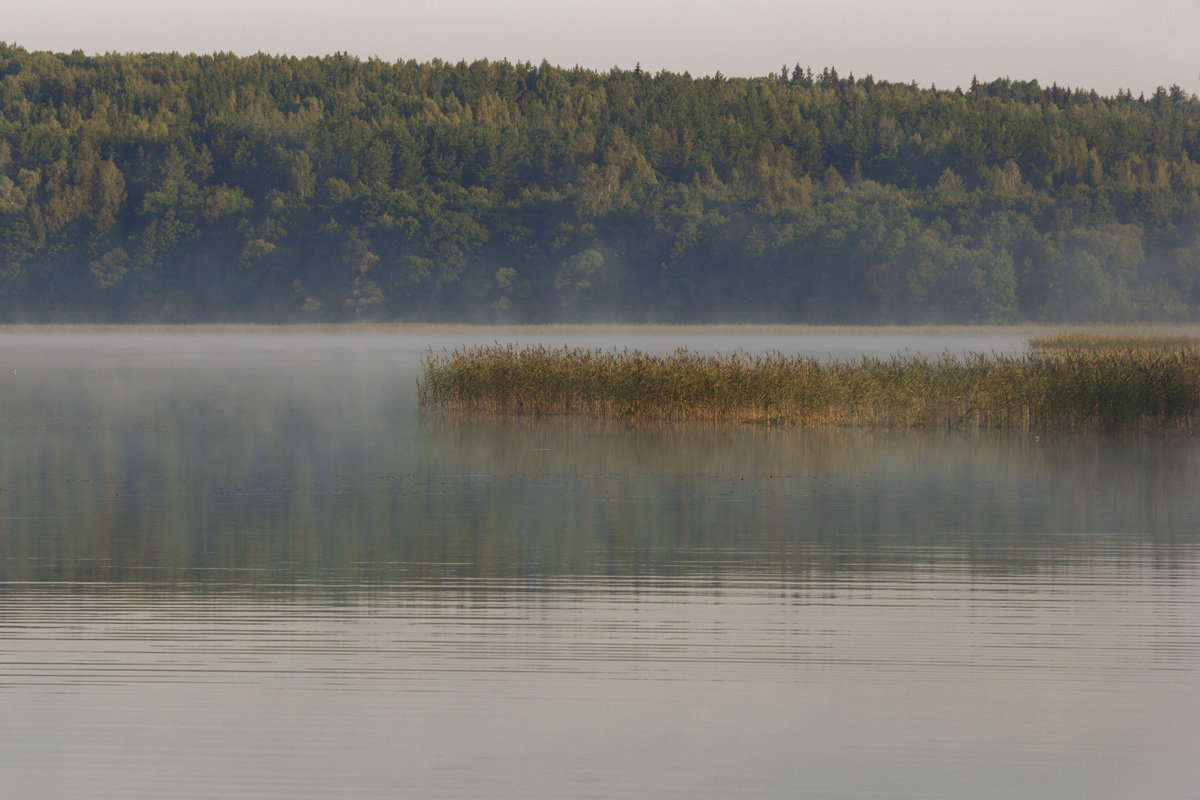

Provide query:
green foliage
left=1, top=43, right=1199, bottom=321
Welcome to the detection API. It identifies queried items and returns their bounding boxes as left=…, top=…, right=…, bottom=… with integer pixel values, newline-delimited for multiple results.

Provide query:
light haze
left=3, top=0, right=1197, bottom=96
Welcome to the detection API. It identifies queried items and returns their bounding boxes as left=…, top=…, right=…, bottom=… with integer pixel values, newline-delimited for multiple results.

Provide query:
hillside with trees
left=1, top=43, right=1199, bottom=322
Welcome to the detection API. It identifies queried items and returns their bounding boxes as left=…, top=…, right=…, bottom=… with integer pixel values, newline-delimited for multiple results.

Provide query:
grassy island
left=420, top=342, right=1200, bottom=431
left=1028, top=333, right=1200, bottom=355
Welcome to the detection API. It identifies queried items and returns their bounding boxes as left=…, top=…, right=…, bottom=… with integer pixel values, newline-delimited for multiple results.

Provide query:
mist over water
left=1, top=327, right=1198, bottom=799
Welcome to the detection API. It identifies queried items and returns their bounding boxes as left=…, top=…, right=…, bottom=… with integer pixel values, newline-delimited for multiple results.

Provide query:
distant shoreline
left=1, top=47, right=1197, bottom=324
left=5, top=322, right=1200, bottom=336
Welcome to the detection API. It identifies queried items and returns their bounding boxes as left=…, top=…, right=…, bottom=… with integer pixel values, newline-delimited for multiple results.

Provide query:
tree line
left=2, top=43, right=1199, bottom=322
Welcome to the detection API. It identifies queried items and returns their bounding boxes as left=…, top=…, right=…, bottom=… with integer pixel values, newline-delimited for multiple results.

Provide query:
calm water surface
left=1, top=328, right=1198, bottom=799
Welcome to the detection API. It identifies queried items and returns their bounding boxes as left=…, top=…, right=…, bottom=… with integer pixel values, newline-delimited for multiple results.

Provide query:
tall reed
left=420, top=344, right=1200, bottom=432
left=1029, top=333, right=1200, bottom=354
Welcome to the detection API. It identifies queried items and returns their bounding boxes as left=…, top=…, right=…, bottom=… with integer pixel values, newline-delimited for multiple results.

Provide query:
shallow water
left=1, top=328, right=1198, bottom=799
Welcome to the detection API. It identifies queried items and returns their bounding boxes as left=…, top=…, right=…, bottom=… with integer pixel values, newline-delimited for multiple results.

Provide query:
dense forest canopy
left=1, top=43, right=1199, bottom=322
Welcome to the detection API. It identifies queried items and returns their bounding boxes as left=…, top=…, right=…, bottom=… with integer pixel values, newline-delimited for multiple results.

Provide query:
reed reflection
left=2, top=359, right=1198, bottom=588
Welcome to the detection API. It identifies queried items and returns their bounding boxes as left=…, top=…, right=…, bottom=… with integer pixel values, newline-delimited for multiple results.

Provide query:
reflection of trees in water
left=2, top=376, right=1199, bottom=587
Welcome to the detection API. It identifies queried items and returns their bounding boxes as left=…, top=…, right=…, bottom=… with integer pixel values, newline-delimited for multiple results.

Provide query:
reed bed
left=419, top=344, right=1200, bottom=432
left=1028, top=333, right=1200, bottom=354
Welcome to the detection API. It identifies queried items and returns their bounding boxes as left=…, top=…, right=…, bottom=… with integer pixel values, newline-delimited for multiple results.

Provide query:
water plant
left=420, top=344, right=1200, bottom=432
left=1028, top=333, right=1200, bottom=354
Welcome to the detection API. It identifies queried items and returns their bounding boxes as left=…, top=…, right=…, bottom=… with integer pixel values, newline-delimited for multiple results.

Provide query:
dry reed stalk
left=419, top=345, right=1200, bottom=432
left=1029, top=333, right=1200, bottom=354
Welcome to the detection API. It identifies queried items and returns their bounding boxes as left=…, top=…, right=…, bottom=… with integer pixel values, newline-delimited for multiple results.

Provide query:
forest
left=1, top=43, right=1199, bottom=322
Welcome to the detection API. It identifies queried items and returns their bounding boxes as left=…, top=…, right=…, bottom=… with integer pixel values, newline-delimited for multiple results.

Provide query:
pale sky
left=3, top=0, right=1198, bottom=96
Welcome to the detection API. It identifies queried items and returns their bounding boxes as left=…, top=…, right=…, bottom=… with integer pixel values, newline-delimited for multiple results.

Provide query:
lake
left=1, top=327, right=1198, bottom=799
